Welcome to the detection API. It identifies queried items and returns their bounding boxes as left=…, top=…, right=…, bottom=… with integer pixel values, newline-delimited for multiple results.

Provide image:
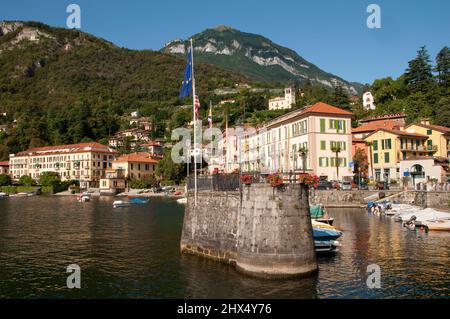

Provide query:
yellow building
left=404, top=121, right=450, bottom=158
left=112, top=152, right=159, bottom=180
left=364, top=128, right=430, bottom=181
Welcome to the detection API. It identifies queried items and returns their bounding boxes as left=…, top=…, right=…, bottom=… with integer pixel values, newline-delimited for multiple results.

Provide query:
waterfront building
left=211, top=102, right=354, bottom=180
left=362, top=91, right=375, bottom=110
left=399, top=156, right=449, bottom=186
left=99, top=168, right=127, bottom=195
left=112, top=152, right=159, bottom=180
left=0, top=161, right=9, bottom=174
left=363, top=128, right=431, bottom=181
left=268, top=87, right=296, bottom=110
left=404, top=120, right=450, bottom=158
left=9, top=142, right=118, bottom=188
left=358, top=112, right=406, bottom=126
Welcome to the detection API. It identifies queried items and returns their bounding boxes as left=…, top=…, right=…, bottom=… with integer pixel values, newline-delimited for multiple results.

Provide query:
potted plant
left=298, top=173, right=320, bottom=188
left=240, top=174, right=254, bottom=185
left=267, top=173, right=284, bottom=188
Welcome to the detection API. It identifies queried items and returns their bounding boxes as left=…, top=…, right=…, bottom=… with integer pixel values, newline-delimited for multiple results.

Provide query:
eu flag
left=179, top=47, right=193, bottom=99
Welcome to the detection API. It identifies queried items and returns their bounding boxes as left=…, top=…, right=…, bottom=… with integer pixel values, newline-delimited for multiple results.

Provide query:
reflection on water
left=0, top=197, right=448, bottom=298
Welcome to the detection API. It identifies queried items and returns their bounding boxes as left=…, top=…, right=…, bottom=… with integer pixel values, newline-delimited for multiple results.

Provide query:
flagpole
left=190, top=38, right=198, bottom=206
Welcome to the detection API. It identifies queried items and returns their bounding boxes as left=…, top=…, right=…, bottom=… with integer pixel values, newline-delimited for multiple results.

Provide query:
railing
left=401, top=145, right=438, bottom=152
left=187, top=172, right=312, bottom=191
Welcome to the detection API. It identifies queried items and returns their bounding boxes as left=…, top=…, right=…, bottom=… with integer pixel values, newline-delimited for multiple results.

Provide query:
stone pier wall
left=310, top=189, right=450, bottom=209
left=180, top=184, right=318, bottom=278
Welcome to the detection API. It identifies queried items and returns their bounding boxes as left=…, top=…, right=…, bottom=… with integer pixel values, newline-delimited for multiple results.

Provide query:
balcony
left=400, top=145, right=438, bottom=153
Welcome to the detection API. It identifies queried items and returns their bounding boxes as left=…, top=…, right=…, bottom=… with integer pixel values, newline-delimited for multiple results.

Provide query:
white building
left=363, top=91, right=376, bottom=110
left=399, top=156, right=449, bottom=186
left=210, top=102, right=354, bottom=180
left=268, top=87, right=296, bottom=110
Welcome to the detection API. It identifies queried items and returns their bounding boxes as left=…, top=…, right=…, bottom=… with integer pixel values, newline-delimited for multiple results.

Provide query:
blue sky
left=1, top=0, right=449, bottom=84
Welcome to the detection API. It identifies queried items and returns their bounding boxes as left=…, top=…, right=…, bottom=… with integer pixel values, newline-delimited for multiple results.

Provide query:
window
left=427, top=140, right=432, bottom=146
left=374, top=153, right=379, bottom=164
left=373, top=141, right=378, bottom=151
left=320, top=141, right=326, bottom=150
left=384, top=152, right=390, bottom=163
left=427, top=129, right=432, bottom=135
left=320, top=119, right=325, bottom=133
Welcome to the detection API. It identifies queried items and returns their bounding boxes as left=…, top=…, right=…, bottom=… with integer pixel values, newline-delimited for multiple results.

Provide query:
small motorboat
left=130, top=198, right=149, bottom=204
left=0, top=192, right=7, bottom=198
left=312, top=220, right=343, bottom=242
left=425, top=219, right=450, bottom=231
left=113, top=200, right=130, bottom=208
left=176, top=197, right=187, bottom=205
left=77, top=192, right=91, bottom=202
left=310, top=204, right=334, bottom=225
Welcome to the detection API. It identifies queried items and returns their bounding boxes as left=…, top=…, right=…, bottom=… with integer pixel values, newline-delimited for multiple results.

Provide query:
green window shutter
left=343, top=120, right=346, bottom=133
left=381, top=140, right=385, bottom=150
left=384, top=152, right=390, bottom=163
left=320, top=141, right=326, bottom=150
left=374, top=153, right=379, bottom=164
left=427, top=140, right=432, bottom=146
left=373, top=141, right=378, bottom=151
left=335, top=120, right=339, bottom=131
left=387, top=139, right=392, bottom=149
left=320, top=119, right=326, bottom=132
left=427, top=129, right=432, bottom=135
left=329, top=119, right=333, bottom=129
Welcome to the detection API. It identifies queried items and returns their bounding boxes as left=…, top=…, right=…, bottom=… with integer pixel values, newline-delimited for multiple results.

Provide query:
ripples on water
left=0, top=196, right=449, bottom=298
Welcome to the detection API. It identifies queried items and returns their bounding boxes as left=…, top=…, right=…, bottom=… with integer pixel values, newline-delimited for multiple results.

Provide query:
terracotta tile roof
left=369, top=128, right=429, bottom=139
left=408, top=123, right=450, bottom=134
left=303, top=102, right=353, bottom=116
left=360, top=113, right=406, bottom=123
left=352, top=120, right=400, bottom=133
left=264, top=102, right=352, bottom=128
left=16, top=142, right=117, bottom=156
left=0, top=161, right=9, bottom=166
left=114, top=152, right=160, bottom=164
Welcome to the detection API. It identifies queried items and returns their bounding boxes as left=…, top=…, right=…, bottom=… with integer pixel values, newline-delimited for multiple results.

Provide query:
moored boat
left=425, top=219, right=450, bottom=231
left=310, top=204, right=334, bottom=225
left=176, top=197, right=187, bottom=205
left=113, top=200, right=130, bottom=208
left=130, top=198, right=149, bottom=204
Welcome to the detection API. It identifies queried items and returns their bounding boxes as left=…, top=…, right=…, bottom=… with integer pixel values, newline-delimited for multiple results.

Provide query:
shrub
left=0, top=174, right=11, bottom=186
left=19, top=175, right=36, bottom=186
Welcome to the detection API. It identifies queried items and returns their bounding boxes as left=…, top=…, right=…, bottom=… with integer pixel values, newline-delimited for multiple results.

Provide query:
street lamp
left=298, top=146, right=308, bottom=174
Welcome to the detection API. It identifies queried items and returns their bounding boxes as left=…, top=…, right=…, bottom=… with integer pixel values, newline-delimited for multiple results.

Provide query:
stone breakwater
left=180, top=184, right=318, bottom=278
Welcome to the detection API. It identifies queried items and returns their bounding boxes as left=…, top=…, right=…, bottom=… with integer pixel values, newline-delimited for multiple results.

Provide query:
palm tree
left=365, top=141, right=374, bottom=180
left=331, top=145, right=342, bottom=180
left=298, top=146, right=308, bottom=173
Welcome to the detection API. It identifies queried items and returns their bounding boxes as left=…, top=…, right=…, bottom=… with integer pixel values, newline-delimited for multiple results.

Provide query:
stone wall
left=180, top=184, right=318, bottom=278
left=310, top=189, right=450, bottom=209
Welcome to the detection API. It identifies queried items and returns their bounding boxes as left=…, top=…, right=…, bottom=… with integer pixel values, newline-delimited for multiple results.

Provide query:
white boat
left=424, top=219, right=450, bottom=231
left=113, top=200, right=130, bottom=208
left=176, top=197, right=187, bottom=205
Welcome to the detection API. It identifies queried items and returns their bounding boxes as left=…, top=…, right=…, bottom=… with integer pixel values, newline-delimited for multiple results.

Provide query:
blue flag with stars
left=179, top=47, right=193, bottom=99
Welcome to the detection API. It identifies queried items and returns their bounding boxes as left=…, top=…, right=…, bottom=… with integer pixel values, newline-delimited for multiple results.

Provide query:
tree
left=39, top=171, right=61, bottom=187
left=353, top=148, right=368, bottom=183
left=155, top=150, right=186, bottom=184
left=434, top=96, right=450, bottom=127
left=331, top=145, right=342, bottom=180
left=331, top=83, right=350, bottom=110
left=365, top=141, right=374, bottom=180
left=405, top=46, right=433, bottom=93
left=19, top=175, right=36, bottom=186
left=435, top=46, right=450, bottom=87
left=0, top=174, right=11, bottom=186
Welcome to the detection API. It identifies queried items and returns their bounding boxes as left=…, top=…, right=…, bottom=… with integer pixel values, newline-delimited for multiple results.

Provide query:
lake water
left=0, top=196, right=449, bottom=299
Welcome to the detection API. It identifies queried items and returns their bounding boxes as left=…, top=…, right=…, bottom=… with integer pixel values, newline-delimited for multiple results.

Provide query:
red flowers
left=267, top=173, right=284, bottom=188
left=298, top=173, right=320, bottom=188
left=240, top=174, right=254, bottom=185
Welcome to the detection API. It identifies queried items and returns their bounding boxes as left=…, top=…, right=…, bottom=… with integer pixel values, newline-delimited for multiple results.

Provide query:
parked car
left=358, top=183, right=369, bottom=190
left=341, top=181, right=353, bottom=191
left=316, top=177, right=332, bottom=190
left=376, top=181, right=390, bottom=190
left=331, top=180, right=341, bottom=190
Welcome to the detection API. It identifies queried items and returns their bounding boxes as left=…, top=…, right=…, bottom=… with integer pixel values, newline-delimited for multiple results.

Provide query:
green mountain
left=162, top=25, right=364, bottom=94
left=0, top=21, right=248, bottom=157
